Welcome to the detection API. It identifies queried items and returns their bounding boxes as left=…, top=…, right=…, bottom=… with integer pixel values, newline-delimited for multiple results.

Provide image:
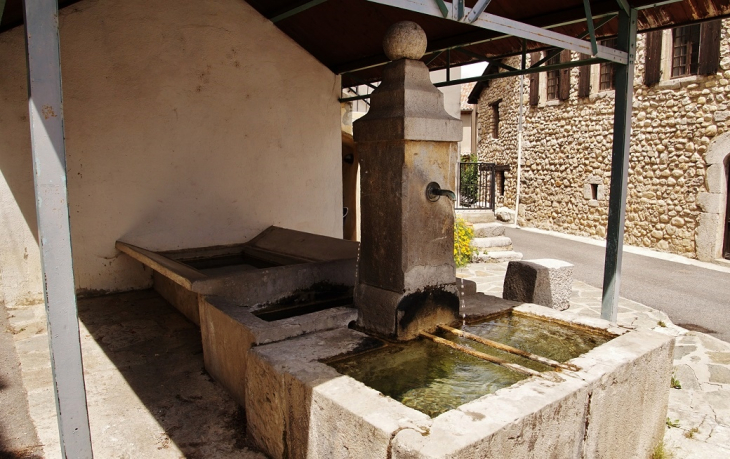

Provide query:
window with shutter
left=671, top=24, right=700, bottom=78
left=599, top=39, right=618, bottom=90
left=644, top=30, right=662, bottom=86
left=490, top=101, right=500, bottom=138
left=529, top=52, right=539, bottom=106
left=699, top=20, right=722, bottom=75
left=578, top=54, right=591, bottom=98
left=559, top=49, right=571, bottom=100
left=546, top=53, right=561, bottom=100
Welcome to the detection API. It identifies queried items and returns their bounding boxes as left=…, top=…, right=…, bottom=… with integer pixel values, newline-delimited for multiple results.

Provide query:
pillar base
left=355, top=283, right=460, bottom=340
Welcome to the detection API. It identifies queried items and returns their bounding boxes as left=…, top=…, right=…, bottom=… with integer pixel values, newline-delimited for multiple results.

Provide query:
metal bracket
left=455, top=0, right=464, bottom=21
left=433, top=0, right=449, bottom=17
left=466, top=0, right=492, bottom=23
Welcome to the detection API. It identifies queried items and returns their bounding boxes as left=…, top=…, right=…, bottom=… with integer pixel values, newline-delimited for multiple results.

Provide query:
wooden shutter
left=578, top=53, right=591, bottom=97
left=699, top=20, right=722, bottom=75
left=559, top=49, right=571, bottom=101
left=529, top=52, right=539, bottom=106
left=644, top=30, right=662, bottom=86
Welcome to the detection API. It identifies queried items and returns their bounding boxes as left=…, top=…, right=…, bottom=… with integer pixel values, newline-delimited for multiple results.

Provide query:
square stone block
left=503, top=259, right=574, bottom=310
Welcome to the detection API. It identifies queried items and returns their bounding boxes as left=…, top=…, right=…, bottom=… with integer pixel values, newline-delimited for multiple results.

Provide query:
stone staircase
left=470, top=222, right=523, bottom=263
left=455, top=210, right=523, bottom=263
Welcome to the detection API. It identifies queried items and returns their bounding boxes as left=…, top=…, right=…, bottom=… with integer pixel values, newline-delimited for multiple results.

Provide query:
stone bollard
left=502, top=259, right=573, bottom=310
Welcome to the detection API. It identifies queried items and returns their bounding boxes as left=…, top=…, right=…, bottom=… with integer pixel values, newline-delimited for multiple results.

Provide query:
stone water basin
left=117, top=226, right=360, bottom=406
left=116, top=226, right=358, bottom=325
left=245, top=300, right=674, bottom=459
left=327, top=312, right=613, bottom=417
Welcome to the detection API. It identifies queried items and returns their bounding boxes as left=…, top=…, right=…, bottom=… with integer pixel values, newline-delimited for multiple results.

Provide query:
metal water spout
left=426, top=182, right=456, bottom=202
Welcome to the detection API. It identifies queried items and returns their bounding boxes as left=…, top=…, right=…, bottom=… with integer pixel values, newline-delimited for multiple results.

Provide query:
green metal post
left=583, top=0, right=598, bottom=55
left=601, top=7, right=638, bottom=323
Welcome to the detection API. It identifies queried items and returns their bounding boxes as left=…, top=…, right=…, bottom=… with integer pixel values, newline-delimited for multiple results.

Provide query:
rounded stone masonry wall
left=476, top=19, right=730, bottom=259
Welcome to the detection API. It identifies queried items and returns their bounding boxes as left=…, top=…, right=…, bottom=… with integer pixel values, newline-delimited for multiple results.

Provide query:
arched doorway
left=697, top=133, right=730, bottom=261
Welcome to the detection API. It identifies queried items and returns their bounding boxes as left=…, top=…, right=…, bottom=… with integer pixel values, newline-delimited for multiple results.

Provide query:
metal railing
left=457, top=162, right=496, bottom=210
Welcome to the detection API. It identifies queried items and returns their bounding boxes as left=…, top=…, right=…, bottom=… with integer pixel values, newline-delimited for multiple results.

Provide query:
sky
left=460, top=62, right=488, bottom=79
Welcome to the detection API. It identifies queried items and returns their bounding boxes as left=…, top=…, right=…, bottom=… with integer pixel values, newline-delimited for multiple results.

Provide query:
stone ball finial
left=383, top=21, right=427, bottom=61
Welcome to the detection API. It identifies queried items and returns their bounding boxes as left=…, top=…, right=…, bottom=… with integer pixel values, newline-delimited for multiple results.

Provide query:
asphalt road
left=506, top=227, right=730, bottom=343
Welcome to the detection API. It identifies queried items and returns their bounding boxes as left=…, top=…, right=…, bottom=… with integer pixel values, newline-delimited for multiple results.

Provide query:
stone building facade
left=472, top=19, right=730, bottom=261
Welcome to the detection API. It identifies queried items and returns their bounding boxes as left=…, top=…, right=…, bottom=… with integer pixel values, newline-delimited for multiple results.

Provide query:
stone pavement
left=4, top=290, right=265, bottom=459
left=459, top=262, right=730, bottom=459
left=3, top=265, right=729, bottom=458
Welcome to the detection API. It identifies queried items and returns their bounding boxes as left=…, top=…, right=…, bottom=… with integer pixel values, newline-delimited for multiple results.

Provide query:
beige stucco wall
left=477, top=20, right=730, bottom=260
left=0, top=0, right=342, bottom=305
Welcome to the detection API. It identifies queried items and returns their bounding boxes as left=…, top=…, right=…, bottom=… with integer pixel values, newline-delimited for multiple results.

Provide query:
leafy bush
left=454, top=218, right=474, bottom=268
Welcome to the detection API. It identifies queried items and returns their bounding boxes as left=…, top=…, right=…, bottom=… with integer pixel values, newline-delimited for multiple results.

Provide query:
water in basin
left=181, top=251, right=281, bottom=272
left=327, top=313, right=613, bottom=417
left=251, top=283, right=353, bottom=322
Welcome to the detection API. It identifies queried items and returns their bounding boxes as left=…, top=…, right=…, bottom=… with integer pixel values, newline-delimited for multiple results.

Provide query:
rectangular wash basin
left=244, top=300, right=674, bottom=459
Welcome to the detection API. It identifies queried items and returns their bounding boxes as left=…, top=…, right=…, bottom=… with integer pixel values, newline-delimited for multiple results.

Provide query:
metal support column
left=22, top=0, right=93, bottom=457
left=601, top=7, right=638, bottom=323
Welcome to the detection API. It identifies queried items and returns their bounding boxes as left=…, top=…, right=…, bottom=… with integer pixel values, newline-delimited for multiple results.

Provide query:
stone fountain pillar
left=353, top=22, right=462, bottom=340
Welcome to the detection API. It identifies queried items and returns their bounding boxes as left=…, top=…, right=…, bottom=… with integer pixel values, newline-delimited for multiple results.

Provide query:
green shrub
left=459, top=154, right=479, bottom=207
left=454, top=218, right=474, bottom=268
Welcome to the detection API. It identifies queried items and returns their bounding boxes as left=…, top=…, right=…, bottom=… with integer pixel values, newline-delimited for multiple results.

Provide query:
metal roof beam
left=368, top=0, right=628, bottom=64
left=530, top=13, right=617, bottom=68
left=584, top=0, right=599, bottom=55
left=452, top=47, right=517, bottom=71
left=616, top=0, right=630, bottom=14
left=270, top=0, right=328, bottom=23
left=339, top=55, right=607, bottom=102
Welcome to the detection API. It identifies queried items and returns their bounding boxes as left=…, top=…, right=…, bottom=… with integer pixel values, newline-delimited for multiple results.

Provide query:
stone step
left=456, top=209, right=496, bottom=224
left=473, top=250, right=524, bottom=263
left=472, top=222, right=505, bottom=238
left=471, top=236, right=513, bottom=251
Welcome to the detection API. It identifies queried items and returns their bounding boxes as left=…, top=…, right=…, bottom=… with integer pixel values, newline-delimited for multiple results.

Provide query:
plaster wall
left=476, top=20, right=730, bottom=260
left=0, top=0, right=342, bottom=305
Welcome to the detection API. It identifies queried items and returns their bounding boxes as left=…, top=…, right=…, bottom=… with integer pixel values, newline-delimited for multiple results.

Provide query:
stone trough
left=116, top=226, right=358, bottom=325
left=244, top=299, right=674, bottom=459
left=117, top=226, right=360, bottom=406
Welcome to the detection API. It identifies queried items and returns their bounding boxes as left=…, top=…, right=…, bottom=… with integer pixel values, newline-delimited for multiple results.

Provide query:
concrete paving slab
left=4, top=291, right=266, bottom=459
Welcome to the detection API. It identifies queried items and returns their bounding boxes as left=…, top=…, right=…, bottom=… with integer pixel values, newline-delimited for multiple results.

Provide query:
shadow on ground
left=77, top=290, right=264, bottom=458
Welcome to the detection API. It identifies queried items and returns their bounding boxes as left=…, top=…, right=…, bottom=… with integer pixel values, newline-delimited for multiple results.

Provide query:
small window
left=497, top=170, right=506, bottom=196
left=591, top=183, right=598, bottom=200
left=599, top=39, right=617, bottom=90
left=546, top=53, right=561, bottom=100
left=671, top=25, right=700, bottom=78
left=490, top=101, right=500, bottom=138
